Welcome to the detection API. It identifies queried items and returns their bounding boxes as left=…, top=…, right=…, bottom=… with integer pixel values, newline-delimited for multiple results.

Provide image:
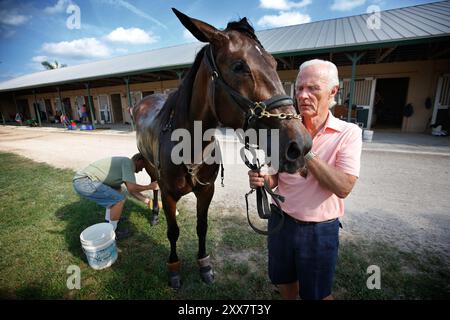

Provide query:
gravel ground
left=1, top=125, right=449, bottom=261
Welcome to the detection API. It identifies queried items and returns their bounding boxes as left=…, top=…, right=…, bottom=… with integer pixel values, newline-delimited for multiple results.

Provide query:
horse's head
left=173, top=9, right=311, bottom=173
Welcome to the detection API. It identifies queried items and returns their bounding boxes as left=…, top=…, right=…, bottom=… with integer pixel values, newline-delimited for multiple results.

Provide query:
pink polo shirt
left=276, top=111, right=362, bottom=222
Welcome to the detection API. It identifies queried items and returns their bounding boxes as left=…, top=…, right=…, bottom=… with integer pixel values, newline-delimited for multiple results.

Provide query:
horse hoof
left=200, top=266, right=215, bottom=284
left=168, top=272, right=182, bottom=290
left=150, top=213, right=159, bottom=226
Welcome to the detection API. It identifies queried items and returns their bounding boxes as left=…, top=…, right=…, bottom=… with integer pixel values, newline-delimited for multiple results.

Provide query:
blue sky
left=0, top=0, right=436, bottom=81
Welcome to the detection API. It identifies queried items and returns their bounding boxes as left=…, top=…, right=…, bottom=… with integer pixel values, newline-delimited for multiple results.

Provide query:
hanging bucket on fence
left=80, top=223, right=118, bottom=270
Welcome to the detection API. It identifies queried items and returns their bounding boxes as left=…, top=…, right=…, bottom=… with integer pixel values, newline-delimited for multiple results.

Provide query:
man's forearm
left=306, top=157, right=355, bottom=198
left=130, top=191, right=149, bottom=204
left=134, top=184, right=151, bottom=193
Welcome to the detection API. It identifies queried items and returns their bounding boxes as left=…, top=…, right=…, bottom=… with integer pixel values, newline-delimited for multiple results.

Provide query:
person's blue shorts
left=268, top=205, right=340, bottom=300
left=73, top=176, right=125, bottom=208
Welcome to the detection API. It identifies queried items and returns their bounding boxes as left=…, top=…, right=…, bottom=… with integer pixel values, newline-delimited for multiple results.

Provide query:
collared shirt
left=276, top=110, right=362, bottom=222
left=73, top=157, right=136, bottom=188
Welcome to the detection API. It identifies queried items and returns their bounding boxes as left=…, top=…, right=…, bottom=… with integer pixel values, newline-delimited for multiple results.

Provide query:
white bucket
left=363, top=130, right=374, bottom=142
left=80, top=223, right=118, bottom=270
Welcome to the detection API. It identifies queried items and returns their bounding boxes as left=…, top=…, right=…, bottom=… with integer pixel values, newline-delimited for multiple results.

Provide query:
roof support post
left=124, top=77, right=135, bottom=131
left=84, top=83, right=96, bottom=129
left=33, top=90, right=42, bottom=126
left=345, top=52, right=365, bottom=122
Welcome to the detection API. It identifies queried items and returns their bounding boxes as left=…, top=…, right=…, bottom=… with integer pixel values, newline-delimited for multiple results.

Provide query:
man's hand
left=149, top=181, right=159, bottom=190
left=248, top=170, right=267, bottom=189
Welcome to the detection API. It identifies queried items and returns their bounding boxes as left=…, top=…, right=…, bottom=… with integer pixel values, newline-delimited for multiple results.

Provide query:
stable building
left=0, top=0, right=449, bottom=133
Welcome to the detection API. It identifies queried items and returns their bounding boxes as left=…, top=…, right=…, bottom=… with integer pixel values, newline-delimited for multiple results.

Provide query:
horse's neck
left=184, top=64, right=219, bottom=141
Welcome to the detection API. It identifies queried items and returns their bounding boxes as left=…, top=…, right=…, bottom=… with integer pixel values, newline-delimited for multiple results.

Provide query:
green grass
left=0, top=152, right=449, bottom=299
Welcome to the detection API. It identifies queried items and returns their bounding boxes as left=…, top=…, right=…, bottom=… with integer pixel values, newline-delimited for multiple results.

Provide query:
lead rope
left=242, top=139, right=285, bottom=236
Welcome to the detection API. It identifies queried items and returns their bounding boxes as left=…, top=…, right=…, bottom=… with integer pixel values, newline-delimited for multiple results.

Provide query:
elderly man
left=249, top=59, right=362, bottom=300
left=73, top=153, right=159, bottom=240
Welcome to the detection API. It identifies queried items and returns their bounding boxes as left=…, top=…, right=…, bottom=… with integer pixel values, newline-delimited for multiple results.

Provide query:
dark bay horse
left=133, top=8, right=311, bottom=289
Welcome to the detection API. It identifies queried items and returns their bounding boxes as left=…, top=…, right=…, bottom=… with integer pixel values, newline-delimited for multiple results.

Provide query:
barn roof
left=1, top=0, right=449, bottom=92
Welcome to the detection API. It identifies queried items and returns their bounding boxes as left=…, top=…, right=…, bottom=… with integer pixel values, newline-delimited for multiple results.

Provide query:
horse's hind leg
left=162, top=192, right=182, bottom=289
left=194, top=184, right=215, bottom=284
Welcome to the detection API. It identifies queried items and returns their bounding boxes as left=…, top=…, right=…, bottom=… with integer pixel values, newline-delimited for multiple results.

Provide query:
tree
left=41, top=60, right=67, bottom=70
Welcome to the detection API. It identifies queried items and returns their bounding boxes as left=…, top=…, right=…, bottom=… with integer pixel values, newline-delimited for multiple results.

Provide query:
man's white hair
left=296, top=59, right=339, bottom=108
left=296, top=59, right=339, bottom=89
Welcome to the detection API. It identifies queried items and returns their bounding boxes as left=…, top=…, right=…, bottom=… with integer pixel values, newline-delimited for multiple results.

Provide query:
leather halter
left=203, top=44, right=303, bottom=235
left=203, top=45, right=299, bottom=130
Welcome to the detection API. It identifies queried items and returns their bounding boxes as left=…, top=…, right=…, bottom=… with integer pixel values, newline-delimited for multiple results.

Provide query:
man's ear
left=330, top=85, right=339, bottom=98
left=172, top=8, right=228, bottom=44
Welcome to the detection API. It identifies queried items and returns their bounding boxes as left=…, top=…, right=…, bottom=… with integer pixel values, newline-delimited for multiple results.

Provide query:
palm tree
left=41, top=60, right=67, bottom=70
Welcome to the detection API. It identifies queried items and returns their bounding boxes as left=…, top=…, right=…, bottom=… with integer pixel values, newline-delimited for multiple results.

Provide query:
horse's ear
left=240, top=17, right=249, bottom=25
left=172, top=8, right=226, bottom=43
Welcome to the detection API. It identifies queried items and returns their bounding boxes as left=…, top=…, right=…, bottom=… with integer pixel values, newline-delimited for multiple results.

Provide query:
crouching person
left=73, top=153, right=159, bottom=240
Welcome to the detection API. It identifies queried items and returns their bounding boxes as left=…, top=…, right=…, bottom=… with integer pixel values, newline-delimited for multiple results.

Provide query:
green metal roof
left=1, top=0, right=449, bottom=92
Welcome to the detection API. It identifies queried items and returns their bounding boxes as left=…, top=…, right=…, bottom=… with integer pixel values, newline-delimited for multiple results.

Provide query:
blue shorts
left=268, top=205, right=340, bottom=300
left=73, top=176, right=125, bottom=208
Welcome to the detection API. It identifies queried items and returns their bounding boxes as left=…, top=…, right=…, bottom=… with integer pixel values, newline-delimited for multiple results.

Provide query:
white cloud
left=0, top=10, right=31, bottom=26
left=105, top=27, right=158, bottom=44
left=330, top=0, right=366, bottom=11
left=183, top=30, right=197, bottom=42
left=42, top=38, right=111, bottom=59
left=31, top=55, right=48, bottom=63
left=44, top=0, right=70, bottom=14
left=259, top=0, right=312, bottom=10
left=258, top=11, right=311, bottom=28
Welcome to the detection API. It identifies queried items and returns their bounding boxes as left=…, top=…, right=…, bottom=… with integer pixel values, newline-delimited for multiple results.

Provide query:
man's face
left=295, top=65, right=337, bottom=118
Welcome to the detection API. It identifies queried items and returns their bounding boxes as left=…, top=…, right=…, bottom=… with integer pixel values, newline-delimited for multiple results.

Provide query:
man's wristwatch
left=304, top=150, right=317, bottom=162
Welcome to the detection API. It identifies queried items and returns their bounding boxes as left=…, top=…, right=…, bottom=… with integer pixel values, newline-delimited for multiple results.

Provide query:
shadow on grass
left=52, top=198, right=275, bottom=299
left=54, top=199, right=178, bottom=299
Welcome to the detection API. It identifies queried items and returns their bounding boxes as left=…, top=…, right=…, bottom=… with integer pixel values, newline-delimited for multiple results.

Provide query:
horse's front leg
left=150, top=186, right=159, bottom=226
left=194, top=184, right=215, bottom=284
left=161, top=192, right=181, bottom=289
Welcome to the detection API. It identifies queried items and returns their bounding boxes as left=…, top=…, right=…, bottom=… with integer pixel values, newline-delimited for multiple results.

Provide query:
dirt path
left=1, top=126, right=449, bottom=261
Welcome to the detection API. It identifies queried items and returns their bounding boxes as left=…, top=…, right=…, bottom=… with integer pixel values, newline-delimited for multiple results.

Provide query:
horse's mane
left=225, top=18, right=263, bottom=48
left=166, top=46, right=207, bottom=126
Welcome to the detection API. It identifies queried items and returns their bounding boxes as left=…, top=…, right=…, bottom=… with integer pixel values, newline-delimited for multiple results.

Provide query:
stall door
left=98, top=95, right=112, bottom=123
left=432, top=74, right=450, bottom=126
left=339, top=78, right=376, bottom=129
left=110, top=94, right=123, bottom=123
left=75, top=96, right=85, bottom=120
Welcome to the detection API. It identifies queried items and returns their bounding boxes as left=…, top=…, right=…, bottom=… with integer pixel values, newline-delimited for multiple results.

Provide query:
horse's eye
left=232, top=61, right=248, bottom=74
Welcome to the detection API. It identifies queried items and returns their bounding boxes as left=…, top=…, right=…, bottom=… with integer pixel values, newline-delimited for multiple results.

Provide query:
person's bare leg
left=323, top=295, right=334, bottom=300
left=278, top=282, right=299, bottom=300
left=109, top=200, right=125, bottom=221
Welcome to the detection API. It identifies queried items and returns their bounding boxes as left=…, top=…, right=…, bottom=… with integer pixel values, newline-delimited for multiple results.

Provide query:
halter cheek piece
left=204, top=45, right=301, bottom=131
left=203, top=44, right=302, bottom=235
